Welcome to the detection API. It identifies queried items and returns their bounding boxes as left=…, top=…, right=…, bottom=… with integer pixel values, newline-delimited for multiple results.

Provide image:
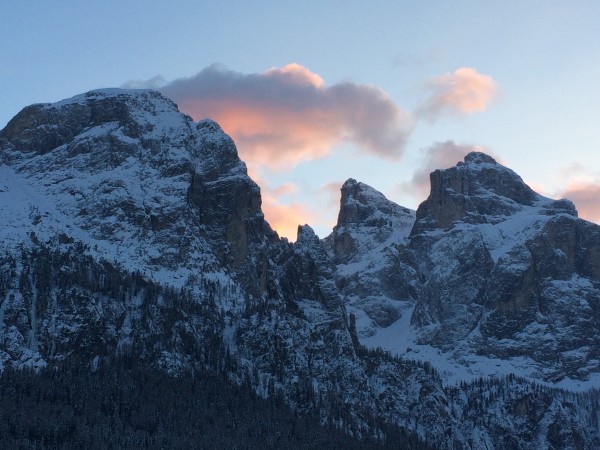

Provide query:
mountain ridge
left=1, top=89, right=599, bottom=449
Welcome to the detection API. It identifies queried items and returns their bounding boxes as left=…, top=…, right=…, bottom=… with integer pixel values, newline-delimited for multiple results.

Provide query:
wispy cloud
left=320, top=181, right=345, bottom=208
left=393, top=48, right=445, bottom=68
left=318, top=180, right=346, bottom=228
left=416, top=67, right=497, bottom=121
left=156, top=63, right=414, bottom=171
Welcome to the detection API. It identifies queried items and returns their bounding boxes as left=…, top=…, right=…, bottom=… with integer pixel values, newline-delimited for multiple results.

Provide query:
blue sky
left=3, top=1, right=600, bottom=238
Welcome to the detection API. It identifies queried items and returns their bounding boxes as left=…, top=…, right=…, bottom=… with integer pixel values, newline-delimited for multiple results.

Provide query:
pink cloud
left=525, top=180, right=551, bottom=197
left=246, top=173, right=313, bottom=240
left=262, top=197, right=316, bottom=241
left=417, top=67, right=498, bottom=121
left=158, top=64, right=414, bottom=171
left=253, top=178, right=342, bottom=240
left=125, top=64, right=502, bottom=239
left=269, top=182, right=299, bottom=198
left=561, top=182, right=600, bottom=224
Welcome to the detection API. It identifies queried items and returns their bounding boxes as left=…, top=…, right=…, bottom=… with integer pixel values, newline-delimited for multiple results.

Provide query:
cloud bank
left=158, top=63, right=414, bottom=170
left=417, top=67, right=497, bottom=121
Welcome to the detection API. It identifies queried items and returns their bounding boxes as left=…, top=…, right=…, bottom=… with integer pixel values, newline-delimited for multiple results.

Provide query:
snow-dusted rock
left=323, top=179, right=416, bottom=333
left=411, top=152, right=576, bottom=234
left=354, top=152, right=600, bottom=385
left=0, top=89, right=277, bottom=279
left=1, top=91, right=599, bottom=449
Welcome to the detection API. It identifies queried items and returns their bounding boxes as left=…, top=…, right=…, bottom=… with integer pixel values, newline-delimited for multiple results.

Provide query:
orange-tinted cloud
left=262, top=197, right=316, bottom=241
left=526, top=180, right=551, bottom=197
left=561, top=182, right=600, bottom=224
left=269, top=182, right=299, bottom=198
left=417, top=67, right=497, bottom=121
left=247, top=173, right=313, bottom=240
left=254, top=177, right=342, bottom=240
left=158, top=64, right=414, bottom=171
left=125, top=64, right=500, bottom=239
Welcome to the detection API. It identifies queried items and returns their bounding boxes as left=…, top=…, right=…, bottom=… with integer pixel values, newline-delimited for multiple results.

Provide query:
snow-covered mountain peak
left=328, top=179, right=414, bottom=266
left=337, top=178, right=412, bottom=226
left=296, top=224, right=319, bottom=245
left=341, top=177, right=358, bottom=188
left=411, top=151, right=577, bottom=235
left=293, top=224, right=326, bottom=260
left=1, top=89, right=193, bottom=159
left=196, top=118, right=224, bottom=134
left=52, top=88, right=175, bottom=109
left=0, top=88, right=271, bottom=281
left=324, top=180, right=417, bottom=334
left=2, top=91, right=600, bottom=449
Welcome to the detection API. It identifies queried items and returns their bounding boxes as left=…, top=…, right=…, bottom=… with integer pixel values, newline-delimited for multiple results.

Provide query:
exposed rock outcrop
left=411, top=152, right=576, bottom=234
left=325, top=179, right=416, bottom=332
left=330, top=178, right=414, bottom=265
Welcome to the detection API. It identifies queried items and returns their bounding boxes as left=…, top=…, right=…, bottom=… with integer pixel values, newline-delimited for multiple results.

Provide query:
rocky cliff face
left=324, top=179, right=417, bottom=333
left=0, top=89, right=275, bottom=278
left=411, top=152, right=565, bottom=234
left=328, top=152, right=600, bottom=390
left=329, top=178, right=414, bottom=265
left=397, top=153, right=600, bottom=383
left=1, top=90, right=599, bottom=449
left=0, top=88, right=278, bottom=375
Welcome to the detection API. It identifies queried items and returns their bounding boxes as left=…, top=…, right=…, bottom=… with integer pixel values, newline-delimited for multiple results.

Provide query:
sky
left=2, top=1, right=600, bottom=239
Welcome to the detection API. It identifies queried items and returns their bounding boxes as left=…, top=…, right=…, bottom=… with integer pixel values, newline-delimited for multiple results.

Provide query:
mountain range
left=1, top=89, right=599, bottom=449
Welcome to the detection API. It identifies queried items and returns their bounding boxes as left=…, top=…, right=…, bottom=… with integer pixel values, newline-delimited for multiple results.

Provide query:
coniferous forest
left=0, top=358, right=425, bottom=450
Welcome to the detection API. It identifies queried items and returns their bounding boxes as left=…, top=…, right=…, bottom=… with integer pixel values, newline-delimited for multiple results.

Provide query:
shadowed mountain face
left=1, top=89, right=599, bottom=449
